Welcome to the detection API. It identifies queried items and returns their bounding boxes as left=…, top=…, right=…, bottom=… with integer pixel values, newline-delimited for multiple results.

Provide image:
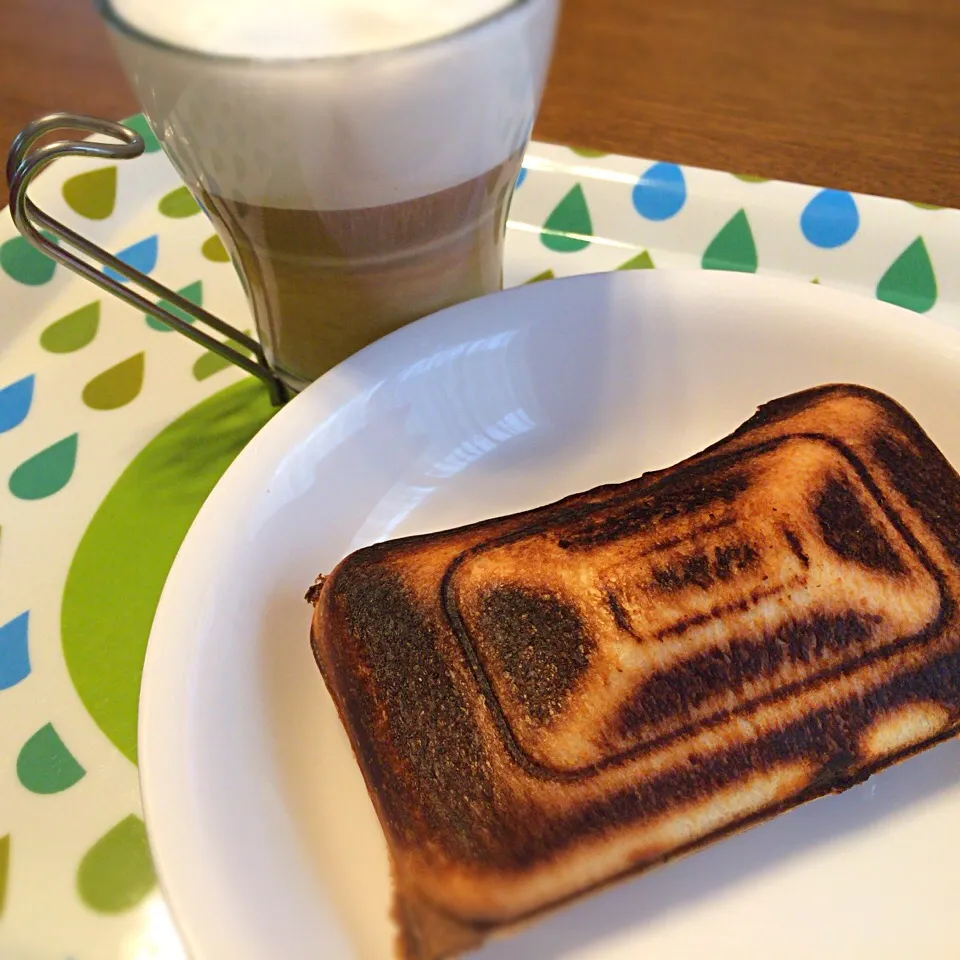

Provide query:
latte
left=103, top=0, right=558, bottom=389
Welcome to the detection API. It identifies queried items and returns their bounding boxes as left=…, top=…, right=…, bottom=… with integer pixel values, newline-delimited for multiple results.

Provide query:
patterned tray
left=1, top=117, right=959, bottom=959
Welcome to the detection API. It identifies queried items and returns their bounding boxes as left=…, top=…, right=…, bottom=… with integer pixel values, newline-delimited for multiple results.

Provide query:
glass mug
left=7, top=0, right=559, bottom=403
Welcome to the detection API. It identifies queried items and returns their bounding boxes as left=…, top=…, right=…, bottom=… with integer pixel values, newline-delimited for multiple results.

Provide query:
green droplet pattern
left=570, top=147, right=608, bottom=158
left=732, top=173, right=770, bottom=183
left=77, top=816, right=156, bottom=913
left=62, top=167, right=117, bottom=221
left=121, top=114, right=161, bottom=154
left=41, top=301, right=100, bottom=353
left=193, top=333, right=253, bottom=381
left=1, top=231, right=58, bottom=286
left=16, top=723, right=85, bottom=794
left=202, top=234, right=230, bottom=263
left=158, top=186, right=201, bottom=218
left=9, top=434, right=78, bottom=500
left=541, top=184, right=593, bottom=253
left=524, top=269, right=555, bottom=284
left=82, top=353, right=145, bottom=411
left=618, top=250, right=655, bottom=270
left=146, top=280, right=203, bottom=332
left=876, top=237, right=938, bottom=313
left=702, top=209, right=758, bottom=273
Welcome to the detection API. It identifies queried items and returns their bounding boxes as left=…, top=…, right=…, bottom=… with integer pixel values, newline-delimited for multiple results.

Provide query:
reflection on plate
left=141, top=270, right=960, bottom=959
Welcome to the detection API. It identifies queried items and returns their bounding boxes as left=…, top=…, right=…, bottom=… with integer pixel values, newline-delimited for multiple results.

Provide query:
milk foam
left=107, top=0, right=559, bottom=208
left=110, top=0, right=518, bottom=58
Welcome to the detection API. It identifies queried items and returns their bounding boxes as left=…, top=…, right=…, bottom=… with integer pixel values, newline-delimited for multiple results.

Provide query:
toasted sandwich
left=308, top=384, right=960, bottom=959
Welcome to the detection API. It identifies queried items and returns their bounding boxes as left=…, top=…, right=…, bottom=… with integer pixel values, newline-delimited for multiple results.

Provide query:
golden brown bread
left=308, top=384, right=960, bottom=959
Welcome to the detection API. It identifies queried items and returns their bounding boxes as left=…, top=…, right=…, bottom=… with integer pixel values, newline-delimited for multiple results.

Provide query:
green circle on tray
left=61, top=378, right=275, bottom=765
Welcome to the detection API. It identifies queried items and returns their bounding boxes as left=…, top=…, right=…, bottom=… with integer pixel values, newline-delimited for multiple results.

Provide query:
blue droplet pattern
left=0, top=375, right=34, bottom=434
left=632, top=162, right=687, bottom=221
left=0, top=612, right=30, bottom=691
left=103, top=236, right=159, bottom=284
left=800, top=189, right=860, bottom=249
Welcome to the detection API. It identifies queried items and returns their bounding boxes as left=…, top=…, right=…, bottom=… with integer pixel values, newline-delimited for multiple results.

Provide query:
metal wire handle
left=6, top=113, right=289, bottom=406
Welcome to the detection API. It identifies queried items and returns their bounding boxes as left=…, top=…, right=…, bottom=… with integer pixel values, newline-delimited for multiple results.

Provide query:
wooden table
left=1, top=0, right=958, bottom=207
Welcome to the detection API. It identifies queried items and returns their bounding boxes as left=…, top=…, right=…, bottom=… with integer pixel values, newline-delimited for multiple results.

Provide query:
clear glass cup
left=92, top=0, right=559, bottom=394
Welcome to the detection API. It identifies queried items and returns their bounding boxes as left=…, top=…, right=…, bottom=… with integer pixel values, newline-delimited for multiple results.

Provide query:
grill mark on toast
left=481, top=661, right=957, bottom=879
left=583, top=514, right=737, bottom=557
left=476, top=587, right=593, bottom=724
left=713, top=541, right=759, bottom=580
left=874, top=432, right=960, bottom=569
left=619, top=611, right=875, bottom=736
left=427, top=712, right=960, bottom=929
left=509, top=644, right=960, bottom=869
left=428, top=709, right=960, bottom=928
left=441, top=432, right=951, bottom=781
left=557, top=472, right=750, bottom=550
left=814, top=473, right=906, bottom=574
left=652, top=582, right=789, bottom=640
left=606, top=589, right=633, bottom=634
left=334, top=560, right=497, bottom=859
left=782, top=527, right=810, bottom=568
left=650, top=541, right=758, bottom=593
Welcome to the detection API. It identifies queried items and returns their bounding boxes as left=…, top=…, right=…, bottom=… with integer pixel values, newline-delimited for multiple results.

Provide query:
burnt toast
left=308, top=384, right=960, bottom=959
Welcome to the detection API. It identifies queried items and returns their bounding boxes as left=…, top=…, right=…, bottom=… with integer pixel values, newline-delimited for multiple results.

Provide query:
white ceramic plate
left=140, top=270, right=960, bottom=960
